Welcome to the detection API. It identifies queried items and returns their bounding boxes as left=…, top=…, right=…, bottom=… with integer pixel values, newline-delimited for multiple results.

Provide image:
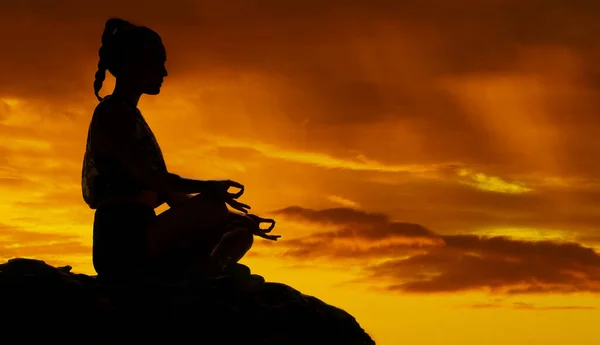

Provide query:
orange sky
left=2, top=1, right=600, bottom=344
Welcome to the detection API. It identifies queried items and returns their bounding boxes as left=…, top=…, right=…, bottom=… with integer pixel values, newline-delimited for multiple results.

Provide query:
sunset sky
left=2, top=1, right=600, bottom=344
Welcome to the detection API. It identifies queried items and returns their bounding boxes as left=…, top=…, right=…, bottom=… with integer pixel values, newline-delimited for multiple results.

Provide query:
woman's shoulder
left=88, top=99, right=143, bottom=151
left=94, top=96, right=135, bottom=114
left=94, top=96, right=138, bottom=120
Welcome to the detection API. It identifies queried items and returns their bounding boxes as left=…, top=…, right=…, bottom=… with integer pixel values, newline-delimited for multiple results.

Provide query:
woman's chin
left=144, top=86, right=162, bottom=95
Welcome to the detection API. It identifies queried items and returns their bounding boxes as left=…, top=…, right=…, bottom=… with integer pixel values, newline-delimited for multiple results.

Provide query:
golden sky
left=2, top=1, right=600, bottom=344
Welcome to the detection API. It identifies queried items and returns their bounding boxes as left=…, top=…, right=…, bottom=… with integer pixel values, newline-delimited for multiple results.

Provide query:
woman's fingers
left=227, top=199, right=251, bottom=213
left=229, top=186, right=244, bottom=199
left=227, top=180, right=244, bottom=189
left=227, top=190, right=244, bottom=199
left=258, top=218, right=275, bottom=232
left=263, top=219, right=275, bottom=232
left=222, top=180, right=245, bottom=199
left=256, top=232, right=281, bottom=241
left=247, top=215, right=276, bottom=232
left=225, top=180, right=244, bottom=199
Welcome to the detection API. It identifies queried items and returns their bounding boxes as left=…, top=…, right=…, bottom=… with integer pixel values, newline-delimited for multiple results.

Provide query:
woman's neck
left=112, top=83, right=142, bottom=108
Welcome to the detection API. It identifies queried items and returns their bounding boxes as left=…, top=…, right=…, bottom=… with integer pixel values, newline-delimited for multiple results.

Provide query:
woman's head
left=94, top=18, right=168, bottom=101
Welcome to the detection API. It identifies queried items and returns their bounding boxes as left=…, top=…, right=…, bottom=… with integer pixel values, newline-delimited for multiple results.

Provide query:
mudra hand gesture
left=203, top=180, right=281, bottom=241
left=247, top=214, right=281, bottom=241
left=202, top=179, right=251, bottom=214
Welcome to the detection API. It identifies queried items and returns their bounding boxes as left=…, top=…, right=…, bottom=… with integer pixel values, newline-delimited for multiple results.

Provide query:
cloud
left=209, top=136, right=458, bottom=173
left=327, top=195, right=361, bottom=208
left=457, top=169, right=533, bottom=194
left=273, top=206, right=600, bottom=294
left=462, top=301, right=596, bottom=311
left=2, top=0, right=600, bottom=177
left=0, top=223, right=89, bottom=260
left=3, top=1, right=600, bottom=299
left=275, top=206, right=390, bottom=226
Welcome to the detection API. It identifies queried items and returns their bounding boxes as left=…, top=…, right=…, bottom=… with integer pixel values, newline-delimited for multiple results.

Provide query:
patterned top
left=81, top=96, right=167, bottom=209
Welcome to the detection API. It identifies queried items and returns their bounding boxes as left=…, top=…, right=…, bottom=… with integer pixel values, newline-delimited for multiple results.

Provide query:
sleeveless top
left=81, top=96, right=167, bottom=209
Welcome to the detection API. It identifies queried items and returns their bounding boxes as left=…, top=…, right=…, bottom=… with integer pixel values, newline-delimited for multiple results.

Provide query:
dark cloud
left=2, top=0, right=598, bottom=96
left=275, top=206, right=600, bottom=294
left=314, top=173, right=600, bottom=239
left=275, top=206, right=390, bottom=227
left=2, top=0, right=600, bottom=172
left=380, top=238, right=600, bottom=294
left=275, top=206, right=438, bottom=241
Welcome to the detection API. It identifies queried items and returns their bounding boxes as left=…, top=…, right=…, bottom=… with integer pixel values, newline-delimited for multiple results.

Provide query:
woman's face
left=125, top=40, right=168, bottom=95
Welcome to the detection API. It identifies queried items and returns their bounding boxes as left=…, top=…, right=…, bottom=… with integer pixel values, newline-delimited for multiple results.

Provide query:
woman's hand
left=203, top=179, right=251, bottom=214
left=247, top=214, right=281, bottom=241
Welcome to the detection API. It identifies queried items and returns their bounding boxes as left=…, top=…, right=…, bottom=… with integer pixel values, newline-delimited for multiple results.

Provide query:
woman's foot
left=222, top=262, right=251, bottom=277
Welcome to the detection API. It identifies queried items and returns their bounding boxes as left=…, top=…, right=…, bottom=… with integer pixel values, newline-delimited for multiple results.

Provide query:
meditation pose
left=81, top=18, right=280, bottom=280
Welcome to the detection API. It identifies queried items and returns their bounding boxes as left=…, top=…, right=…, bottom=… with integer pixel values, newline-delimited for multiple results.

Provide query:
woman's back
left=83, top=96, right=168, bottom=278
left=82, top=95, right=167, bottom=209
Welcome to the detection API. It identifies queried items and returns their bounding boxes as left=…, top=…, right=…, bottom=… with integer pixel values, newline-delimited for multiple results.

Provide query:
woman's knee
left=221, top=227, right=254, bottom=249
left=240, top=228, right=254, bottom=248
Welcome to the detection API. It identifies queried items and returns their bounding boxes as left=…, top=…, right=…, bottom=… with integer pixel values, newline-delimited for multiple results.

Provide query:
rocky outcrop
left=0, top=258, right=375, bottom=345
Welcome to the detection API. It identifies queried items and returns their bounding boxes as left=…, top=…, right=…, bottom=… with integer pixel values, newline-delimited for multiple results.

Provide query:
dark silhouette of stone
left=0, top=258, right=376, bottom=345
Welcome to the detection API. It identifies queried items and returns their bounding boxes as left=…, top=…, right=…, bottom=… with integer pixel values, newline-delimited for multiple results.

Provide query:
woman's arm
left=163, top=190, right=191, bottom=208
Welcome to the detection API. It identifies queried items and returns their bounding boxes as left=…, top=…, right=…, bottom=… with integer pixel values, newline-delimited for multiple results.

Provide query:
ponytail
left=93, top=18, right=136, bottom=102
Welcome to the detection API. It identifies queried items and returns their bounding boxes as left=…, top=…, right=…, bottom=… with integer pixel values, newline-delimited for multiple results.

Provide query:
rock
left=0, top=258, right=375, bottom=345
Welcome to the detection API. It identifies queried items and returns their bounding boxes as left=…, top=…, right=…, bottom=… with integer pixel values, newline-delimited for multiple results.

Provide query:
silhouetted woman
left=82, top=18, right=279, bottom=280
